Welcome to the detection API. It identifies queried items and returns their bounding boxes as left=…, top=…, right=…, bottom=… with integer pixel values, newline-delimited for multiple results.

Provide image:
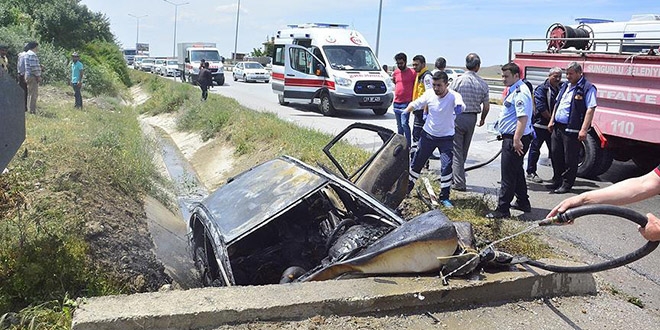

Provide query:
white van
left=271, top=23, right=394, bottom=116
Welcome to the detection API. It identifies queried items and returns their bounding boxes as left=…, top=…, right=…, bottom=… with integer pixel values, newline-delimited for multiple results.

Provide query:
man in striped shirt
left=24, top=41, right=42, bottom=114
left=449, top=53, right=490, bottom=191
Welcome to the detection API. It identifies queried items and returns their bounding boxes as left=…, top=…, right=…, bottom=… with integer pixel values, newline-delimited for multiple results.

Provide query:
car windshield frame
left=191, top=50, right=221, bottom=62
left=244, top=62, right=264, bottom=69
left=322, top=45, right=380, bottom=71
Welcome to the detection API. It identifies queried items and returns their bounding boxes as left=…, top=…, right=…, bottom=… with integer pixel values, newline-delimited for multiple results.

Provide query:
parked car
left=444, top=68, right=465, bottom=83
left=133, top=55, right=148, bottom=70
left=140, top=58, right=156, bottom=72
left=186, top=123, right=467, bottom=287
left=233, top=61, right=270, bottom=83
left=161, top=59, right=180, bottom=77
left=153, top=59, right=165, bottom=74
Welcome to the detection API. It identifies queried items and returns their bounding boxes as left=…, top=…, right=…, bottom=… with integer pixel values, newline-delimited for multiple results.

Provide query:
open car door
left=323, top=123, right=409, bottom=209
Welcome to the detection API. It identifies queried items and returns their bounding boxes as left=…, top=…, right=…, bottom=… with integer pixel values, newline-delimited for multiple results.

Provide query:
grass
left=0, top=85, right=158, bottom=328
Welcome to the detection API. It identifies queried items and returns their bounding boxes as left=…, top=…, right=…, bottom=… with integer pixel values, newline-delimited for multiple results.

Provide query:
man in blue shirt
left=486, top=62, right=534, bottom=219
left=70, top=52, right=84, bottom=109
left=547, top=62, right=597, bottom=194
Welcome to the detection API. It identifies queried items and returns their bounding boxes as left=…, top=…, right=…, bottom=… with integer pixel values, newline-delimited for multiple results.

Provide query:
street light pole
left=128, top=14, right=147, bottom=52
left=233, top=0, right=241, bottom=61
left=163, top=0, right=189, bottom=57
left=375, top=0, right=383, bottom=57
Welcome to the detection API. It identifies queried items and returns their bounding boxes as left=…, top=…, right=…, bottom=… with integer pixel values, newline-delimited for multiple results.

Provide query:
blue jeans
left=393, top=102, right=411, bottom=147
left=409, top=131, right=454, bottom=200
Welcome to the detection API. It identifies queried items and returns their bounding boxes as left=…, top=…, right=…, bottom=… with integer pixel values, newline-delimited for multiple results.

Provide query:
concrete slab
left=72, top=260, right=596, bottom=330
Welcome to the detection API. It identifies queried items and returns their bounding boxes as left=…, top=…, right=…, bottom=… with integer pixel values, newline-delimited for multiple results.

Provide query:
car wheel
left=319, top=92, right=337, bottom=116
left=372, top=108, right=388, bottom=116
left=194, top=246, right=214, bottom=287
left=243, top=74, right=248, bottom=82
left=233, top=73, right=238, bottom=81
left=278, top=93, right=289, bottom=106
left=265, top=80, right=269, bottom=83
left=577, top=131, right=608, bottom=178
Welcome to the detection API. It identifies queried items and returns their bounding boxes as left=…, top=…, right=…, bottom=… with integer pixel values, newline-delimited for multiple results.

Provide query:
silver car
left=233, top=61, right=270, bottom=83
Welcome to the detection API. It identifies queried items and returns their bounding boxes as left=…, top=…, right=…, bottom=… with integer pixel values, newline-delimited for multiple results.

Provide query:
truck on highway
left=271, top=23, right=394, bottom=116
left=510, top=14, right=660, bottom=177
left=177, top=42, right=225, bottom=86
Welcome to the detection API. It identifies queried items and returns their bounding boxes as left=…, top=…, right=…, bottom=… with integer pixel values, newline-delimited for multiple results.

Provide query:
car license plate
left=363, top=96, right=381, bottom=102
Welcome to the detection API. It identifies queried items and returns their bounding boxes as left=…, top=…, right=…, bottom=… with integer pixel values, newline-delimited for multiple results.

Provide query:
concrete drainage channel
left=72, top=261, right=596, bottom=329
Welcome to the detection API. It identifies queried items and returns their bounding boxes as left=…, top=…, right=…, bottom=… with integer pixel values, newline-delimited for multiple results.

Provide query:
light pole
left=163, top=0, right=189, bottom=57
left=128, top=14, right=147, bottom=52
left=233, top=0, right=241, bottom=61
left=375, top=0, right=383, bottom=57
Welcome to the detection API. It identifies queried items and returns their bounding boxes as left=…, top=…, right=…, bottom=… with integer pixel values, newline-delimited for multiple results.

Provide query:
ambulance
left=271, top=23, right=394, bottom=116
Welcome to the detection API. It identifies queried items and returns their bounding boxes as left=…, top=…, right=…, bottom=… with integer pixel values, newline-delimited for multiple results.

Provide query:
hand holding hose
left=640, top=213, right=660, bottom=242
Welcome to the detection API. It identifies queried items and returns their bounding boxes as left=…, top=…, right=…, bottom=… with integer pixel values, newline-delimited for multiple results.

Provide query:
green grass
left=0, top=85, right=157, bottom=328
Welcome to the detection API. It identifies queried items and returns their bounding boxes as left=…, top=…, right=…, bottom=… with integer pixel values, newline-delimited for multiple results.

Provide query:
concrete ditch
left=72, top=260, right=596, bottom=329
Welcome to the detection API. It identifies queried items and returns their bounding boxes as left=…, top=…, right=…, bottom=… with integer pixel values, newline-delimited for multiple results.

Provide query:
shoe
left=546, top=182, right=561, bottom=190
left=526, top=173, right=544, bottom=184
left=511, top=200, right=532, bottom=212
left=440, top=199, right=454, bottom=208
left=485, top=210, right=510, bottom=219
left=550, top=185, right=571, bottom=194
left=451, top=185, right=466, bottom=192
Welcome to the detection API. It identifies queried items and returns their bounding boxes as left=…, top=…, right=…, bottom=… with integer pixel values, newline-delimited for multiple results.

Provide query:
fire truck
left=510, top=14, right=660, bottom=177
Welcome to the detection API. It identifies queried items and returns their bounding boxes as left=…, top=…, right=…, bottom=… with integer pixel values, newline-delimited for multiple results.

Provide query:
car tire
left=233, top=74, right=238, bottom=81
left=216, top=75, right=225, bottom=86
left=319, top=92, right=337, bottom=117
left=194, top=246, right=214, bottom=287
left=278, top=93, right=289, bottom=106
left=577, top=131, right=609, bottom=178
left=372, top=108, right=388, bottom=116
left=243, top=74, right=248, bottom=83
left=265, top=80, right=269, bottom=83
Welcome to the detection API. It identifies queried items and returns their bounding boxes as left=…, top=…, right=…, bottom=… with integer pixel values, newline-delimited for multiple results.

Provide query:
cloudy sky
left=80, top=0, right=659, bottom=67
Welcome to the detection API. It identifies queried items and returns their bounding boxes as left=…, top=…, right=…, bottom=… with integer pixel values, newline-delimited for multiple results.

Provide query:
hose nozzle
left=539, top=213, right=574, bottom=226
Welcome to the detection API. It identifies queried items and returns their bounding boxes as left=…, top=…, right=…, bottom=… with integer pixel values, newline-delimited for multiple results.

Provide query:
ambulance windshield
left=323, top=46, right=380, bottom=71
left=191, top=50, right=222, bottom=62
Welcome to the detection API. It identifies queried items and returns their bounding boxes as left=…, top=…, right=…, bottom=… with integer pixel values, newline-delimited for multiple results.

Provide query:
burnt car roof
left=195, top=156, right=404, bottom=244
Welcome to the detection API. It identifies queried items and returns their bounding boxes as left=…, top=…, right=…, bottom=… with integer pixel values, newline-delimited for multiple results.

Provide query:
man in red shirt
left=548, top=164, right=660, bottom=241
left=391, top=52, right=416, bottom=147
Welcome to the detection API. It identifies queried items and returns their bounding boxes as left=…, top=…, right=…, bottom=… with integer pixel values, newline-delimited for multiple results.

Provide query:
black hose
left=465, top=149, right=502, bottom=172
left=527, top=204, right=659, bottom=273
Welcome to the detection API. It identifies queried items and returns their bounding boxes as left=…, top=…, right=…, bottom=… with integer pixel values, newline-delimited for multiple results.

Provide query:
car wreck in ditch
left=187, top=123, right=467, bottom=286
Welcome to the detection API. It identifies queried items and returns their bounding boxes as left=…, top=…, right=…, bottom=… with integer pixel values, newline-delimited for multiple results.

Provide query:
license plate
left=363, top=96, right=381, bottom=102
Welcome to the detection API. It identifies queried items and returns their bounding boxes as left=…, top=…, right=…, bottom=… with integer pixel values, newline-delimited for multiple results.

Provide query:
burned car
left=187, top=123, right=461, bottom=286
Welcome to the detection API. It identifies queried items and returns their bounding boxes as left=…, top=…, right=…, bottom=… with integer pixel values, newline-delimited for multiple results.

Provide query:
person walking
left=404, top=71, right=465, bottom=208
left=0, top=45, right=8, bottom=75
left=547, top=62, right=597, bottom=194
left=548, top=164, right=660, bottom=242
left=16, top=44, right=29, bottom=112
left=70, top=52, right=84, bottom=109
left=391, top=53, right=416, bottom=147
left=526, top=67, right=562, bottom=183
left=24, top=41, right=42, bottom=114
left=486, top=62, right=534, bottom=219
left=449, top=53, right=490, bottom=191
left=198, top=61, right=213, bottom=101
left=410, top=55, right=433, bottom=159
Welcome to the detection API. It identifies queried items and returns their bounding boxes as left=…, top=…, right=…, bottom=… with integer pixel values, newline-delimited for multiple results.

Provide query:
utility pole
left=128, top=14, right=147, bottom=51
left=163, top=0, right=189, bottom=57
left=375, top=0, right=383, bottom=57
left=233, top=0, right=241, bottom=61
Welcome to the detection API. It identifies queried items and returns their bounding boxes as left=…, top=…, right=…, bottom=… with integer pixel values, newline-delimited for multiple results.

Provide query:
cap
left=72, top=52, right=79, bottom=57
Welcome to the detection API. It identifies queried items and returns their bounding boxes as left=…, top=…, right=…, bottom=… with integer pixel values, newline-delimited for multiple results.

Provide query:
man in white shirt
left=404, top=71, right=465, bottom=208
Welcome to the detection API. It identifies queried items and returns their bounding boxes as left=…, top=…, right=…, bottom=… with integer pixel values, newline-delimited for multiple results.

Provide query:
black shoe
left=546, top=182, right=561, bottom=190
left=511, top=200, right=532, bottom=212
left=486, top=210, right=511, bottom=219
left=550, top=185, right=571, bottom=194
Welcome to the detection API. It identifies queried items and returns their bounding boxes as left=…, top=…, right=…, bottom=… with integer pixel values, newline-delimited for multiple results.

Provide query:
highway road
left=185, top=72, right=660, bottom=311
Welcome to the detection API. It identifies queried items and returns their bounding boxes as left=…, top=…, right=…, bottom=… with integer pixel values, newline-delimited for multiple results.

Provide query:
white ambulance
left=271, top=23, right=394, bottom=116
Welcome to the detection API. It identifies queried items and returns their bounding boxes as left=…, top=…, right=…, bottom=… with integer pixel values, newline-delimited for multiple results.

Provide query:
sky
left=79, top=0, right=659, bottom=67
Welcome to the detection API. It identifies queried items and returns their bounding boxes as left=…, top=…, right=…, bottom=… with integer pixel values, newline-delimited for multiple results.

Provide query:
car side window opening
left=290, top=48, right=315, bottom=75
left=273, top=45, right=285, bottom=66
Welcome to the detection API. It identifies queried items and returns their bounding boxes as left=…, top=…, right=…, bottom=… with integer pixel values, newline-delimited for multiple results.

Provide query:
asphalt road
left=179, top=72, right=660, bottom=311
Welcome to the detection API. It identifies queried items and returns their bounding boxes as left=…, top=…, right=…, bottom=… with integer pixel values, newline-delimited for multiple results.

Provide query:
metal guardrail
left=484, top=77, right=505, bottom=95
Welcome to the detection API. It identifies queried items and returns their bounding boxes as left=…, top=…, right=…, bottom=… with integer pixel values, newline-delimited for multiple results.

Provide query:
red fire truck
left=510, top=14, right=660, bottom=177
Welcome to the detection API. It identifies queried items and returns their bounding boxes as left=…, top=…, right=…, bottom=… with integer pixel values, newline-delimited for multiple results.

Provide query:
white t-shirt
left=409, top=89, right=465, bottom=137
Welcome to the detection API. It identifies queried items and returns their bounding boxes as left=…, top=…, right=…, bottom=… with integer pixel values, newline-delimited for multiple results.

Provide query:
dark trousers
left=550, top=123, right=580, bottom=187
left=526, top=126, right=552, bottom=174
left=200, top=85, right=209, bottom=100
left=18, top=76, right=28, bottom=112
left=497, top=134, right=532, bottom=211
left=409, top=131, right=453, bottom=200
left=72, top=83, right=82, bottom=108
left=410, top=110, right=425, bottom=161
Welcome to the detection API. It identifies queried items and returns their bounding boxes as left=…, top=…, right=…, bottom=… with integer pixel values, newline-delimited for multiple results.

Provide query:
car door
left=282, top=44, right=326, bottom=103
left=322, top=123, right=409, bottom=209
